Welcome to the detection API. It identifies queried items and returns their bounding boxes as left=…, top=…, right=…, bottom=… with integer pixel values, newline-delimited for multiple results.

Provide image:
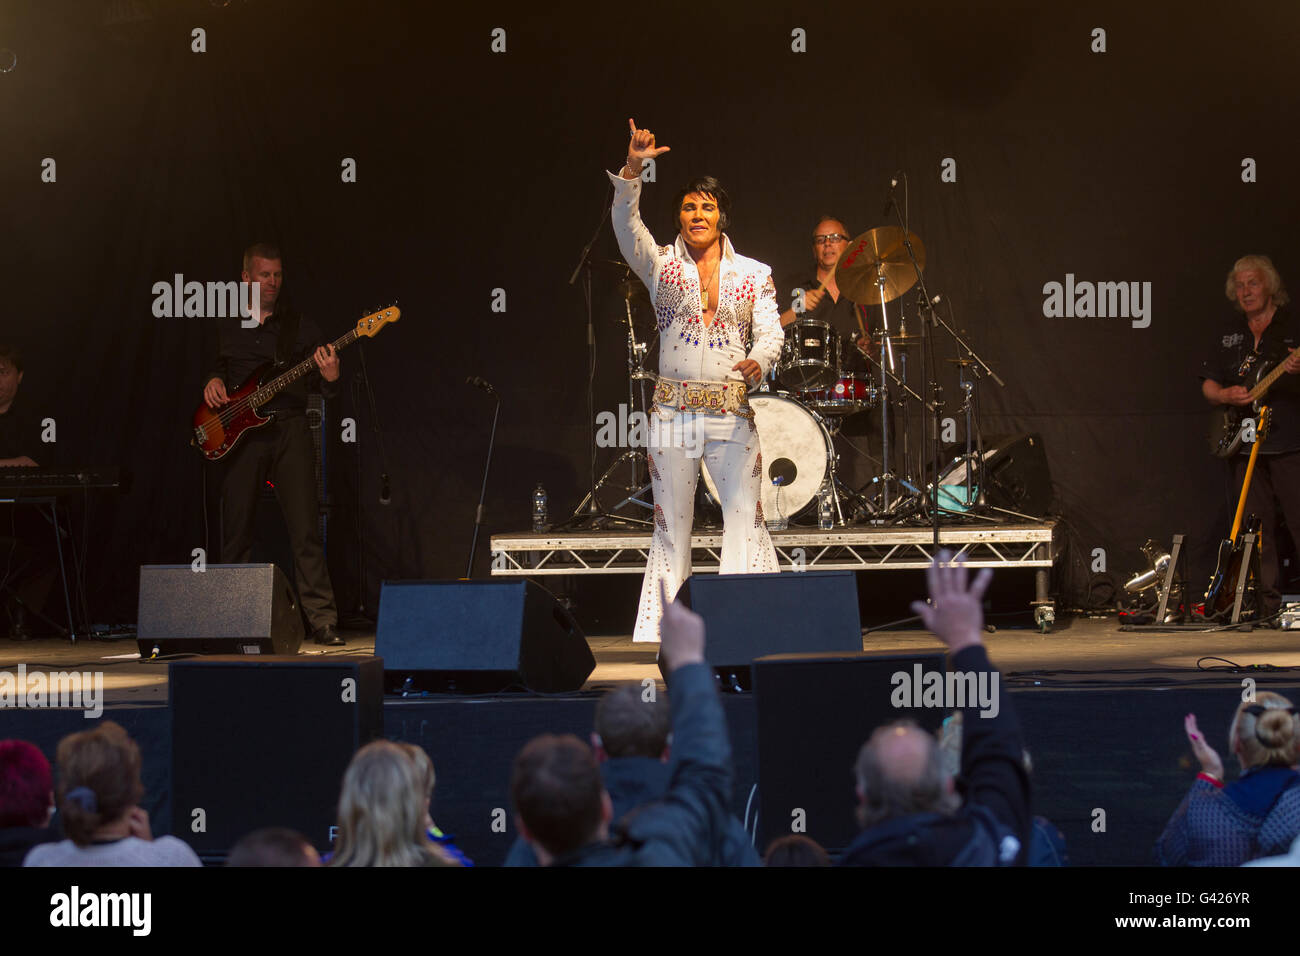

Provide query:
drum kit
left=571, top=220, right=1006, bottom=532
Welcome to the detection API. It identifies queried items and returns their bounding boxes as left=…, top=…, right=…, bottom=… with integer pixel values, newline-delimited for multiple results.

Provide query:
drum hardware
left=566, top=258, right=658, bottom=529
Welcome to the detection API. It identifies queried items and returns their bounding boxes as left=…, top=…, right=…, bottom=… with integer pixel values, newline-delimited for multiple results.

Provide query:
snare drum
left=801, top=373, right=877, bottom=415
left=775, top=318, right=840, bottom=391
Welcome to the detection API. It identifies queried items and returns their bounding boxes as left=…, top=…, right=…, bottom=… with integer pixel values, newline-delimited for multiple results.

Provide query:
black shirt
left=1200, top=306, right=1300, bottom=455
left=0, top=398, right=43, bottom=464
left=206, top=306, right=336, bottom=415
left=785, top=277, right=870, bottom=373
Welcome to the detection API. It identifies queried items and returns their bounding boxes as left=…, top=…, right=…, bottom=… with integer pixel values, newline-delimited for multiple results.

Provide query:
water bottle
left=818, top=480, right=834, bottom=530
left=532, top=484, right=548, bottom=532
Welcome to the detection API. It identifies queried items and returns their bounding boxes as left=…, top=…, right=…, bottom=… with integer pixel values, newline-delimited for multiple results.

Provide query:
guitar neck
left=254, top=329, right=359, bottom=404
left=1250, top=359, right=1290, bottom=400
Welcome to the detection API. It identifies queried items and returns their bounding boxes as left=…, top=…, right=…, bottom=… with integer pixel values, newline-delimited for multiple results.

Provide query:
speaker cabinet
left=375, top=579, right=595, bottom=693
left=169, top=655, right=383, bottom=859
left=674, top=571, right=862, bottom=689
left=754, top=650, right=948, bottom=855
left=137, top=563, right=304, bottom=656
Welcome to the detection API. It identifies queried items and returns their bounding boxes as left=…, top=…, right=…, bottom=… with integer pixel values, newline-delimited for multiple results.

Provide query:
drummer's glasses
left=813, top=234, right=849, bottom=245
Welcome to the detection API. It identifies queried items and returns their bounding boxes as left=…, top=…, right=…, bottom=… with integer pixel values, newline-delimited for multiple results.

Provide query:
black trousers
left=220, top=413, right=336, bottom=630
left=1233, top=450, right=1300, bottom=614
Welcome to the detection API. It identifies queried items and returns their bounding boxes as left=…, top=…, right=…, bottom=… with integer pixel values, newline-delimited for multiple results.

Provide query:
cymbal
left=947, top=358, right=978, bottom=367
left=835, top=227, right=925, bottom=305
left=590, top=258, right=634, bottom=277
left=615, top=278, right=650, bottom=304
left=854, top=332, right=923, bottom=349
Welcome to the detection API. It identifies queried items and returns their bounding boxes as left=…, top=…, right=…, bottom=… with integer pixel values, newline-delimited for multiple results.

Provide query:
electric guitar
left=1207, top=352, right=1289, bottom=458
left=1203, top=405, right=1269, bottom=616
left=192, top=306, right=400, bottom=461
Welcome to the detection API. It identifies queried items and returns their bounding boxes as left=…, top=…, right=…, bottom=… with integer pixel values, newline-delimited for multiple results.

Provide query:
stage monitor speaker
left=754, top=650, right=948, bottom=856
left=934, top=432, right=1052, bottom=517
left=170, top=655, right=383, bottom=859
left=674, top=571, right=862, bottom=689
left=375, top=579, right=594, bottom=693
left=137, top=563, right=305, bottom=657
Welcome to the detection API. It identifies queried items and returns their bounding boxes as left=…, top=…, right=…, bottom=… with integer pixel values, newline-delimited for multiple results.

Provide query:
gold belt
left=653, top=376, right=751, bottom=416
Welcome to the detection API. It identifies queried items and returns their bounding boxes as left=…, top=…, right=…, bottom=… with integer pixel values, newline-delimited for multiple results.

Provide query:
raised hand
left=659, top=579, right=705, bottom=672
left=1184, top=713, right=1225, bottom=780
left=910, top=551, right=992, bottom=653
left=627, top=117, right=671, bottom=170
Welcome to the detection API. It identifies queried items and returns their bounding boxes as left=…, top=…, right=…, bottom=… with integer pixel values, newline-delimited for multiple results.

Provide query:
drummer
left=780, top=217, right=890, bottom=494
left=779, top=217, right=871, bottom=375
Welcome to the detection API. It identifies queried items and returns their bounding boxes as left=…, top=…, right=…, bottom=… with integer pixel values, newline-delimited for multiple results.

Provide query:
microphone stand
left=563, top=183, right=616, bottom=528
left=883, top=174, right=943, bottom=548
left=466, top=380, right=502, bottom=577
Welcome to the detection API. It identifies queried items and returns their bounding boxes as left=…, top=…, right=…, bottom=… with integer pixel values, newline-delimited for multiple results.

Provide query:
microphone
left=881, top=173, right=899, bottom=217
left=467, top=375, right=497, bottom=395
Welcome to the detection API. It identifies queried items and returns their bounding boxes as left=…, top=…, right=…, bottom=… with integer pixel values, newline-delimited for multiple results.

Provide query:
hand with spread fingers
left=910, top=551, right=993, bottom=654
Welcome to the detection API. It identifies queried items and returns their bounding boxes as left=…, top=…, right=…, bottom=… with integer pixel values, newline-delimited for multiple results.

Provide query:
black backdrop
left=4, top=0, right=1298, bottom=626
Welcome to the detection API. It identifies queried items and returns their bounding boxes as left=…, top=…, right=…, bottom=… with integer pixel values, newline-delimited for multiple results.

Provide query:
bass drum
left=701, top=394, right=833, bottom=522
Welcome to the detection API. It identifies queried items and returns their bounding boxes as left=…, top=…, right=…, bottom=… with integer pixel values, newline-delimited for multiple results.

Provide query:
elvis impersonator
left=611, top=118, right=784, bottom=642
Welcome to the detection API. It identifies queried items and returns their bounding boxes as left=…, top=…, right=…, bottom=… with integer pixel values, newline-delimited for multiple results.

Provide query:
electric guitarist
left=202, top=242, right=343, bottom=647
left=1200, top=255, right=1300, bottom=619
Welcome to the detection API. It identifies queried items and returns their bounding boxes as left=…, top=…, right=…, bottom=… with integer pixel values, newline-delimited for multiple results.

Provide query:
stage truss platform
left=490, top=520, right=1061, bottom=629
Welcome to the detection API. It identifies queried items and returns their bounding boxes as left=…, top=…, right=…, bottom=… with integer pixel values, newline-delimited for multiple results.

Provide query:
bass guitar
left=192, top=305, right=400, bottom=461
left=1203, top=405, right=1269, bottom=617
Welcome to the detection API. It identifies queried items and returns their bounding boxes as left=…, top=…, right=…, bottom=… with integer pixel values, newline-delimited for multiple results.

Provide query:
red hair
left=0, top=740, right=53, bottom=827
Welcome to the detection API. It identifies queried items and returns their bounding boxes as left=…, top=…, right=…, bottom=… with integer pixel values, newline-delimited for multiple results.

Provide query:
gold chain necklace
left=698, top=244, right=720, bottom=311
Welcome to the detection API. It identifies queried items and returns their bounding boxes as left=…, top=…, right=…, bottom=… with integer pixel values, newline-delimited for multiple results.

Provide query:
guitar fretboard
left=251, top=328, right=361, bottom=406
left=1249, top=358, right=1292, bottom=401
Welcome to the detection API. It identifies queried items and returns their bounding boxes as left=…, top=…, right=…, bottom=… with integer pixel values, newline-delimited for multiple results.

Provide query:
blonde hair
left=1229, top=692, right=1300, bottom=770
left=329, top=741, right=451, bottom=867
left=1226, top=255, right=1290, bottom=308
left=56, top=721, right=144, bottom=847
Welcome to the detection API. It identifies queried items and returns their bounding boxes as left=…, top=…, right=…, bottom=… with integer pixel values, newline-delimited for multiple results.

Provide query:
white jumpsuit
left=607, top=171, right=784, bottom=642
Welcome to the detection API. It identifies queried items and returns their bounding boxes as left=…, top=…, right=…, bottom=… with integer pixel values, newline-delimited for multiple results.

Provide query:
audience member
left=395, top=742, right=472, bottom=866
left=329, top=740, right=458, bottom=866
left=0, top=740, right=58, bottom=866
left=937, top=712, right=1068, bottom=865
left=839, top=554, right=1031, bottom=866
left=509, top=580, right=731, bottom=865
left=504, top=683, right=758, bottom=866
left=1157, top=693, right=1300, bottom=866
left=23, top=721, right=200, bottom=866
left=764, top=834, right=830, bottom=867
left=227, top=827, right=320, bottom=867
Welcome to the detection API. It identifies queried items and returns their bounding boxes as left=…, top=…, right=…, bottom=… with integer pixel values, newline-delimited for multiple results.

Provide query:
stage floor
left=5, top=614, right=1298, bottom=704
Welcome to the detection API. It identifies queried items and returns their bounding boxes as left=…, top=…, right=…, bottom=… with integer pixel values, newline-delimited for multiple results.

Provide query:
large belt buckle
left=684, top=383, right=706, bottom=409
left=654, top=380, right=676, bottom=406
left=705, top=385, right=724, bottom=411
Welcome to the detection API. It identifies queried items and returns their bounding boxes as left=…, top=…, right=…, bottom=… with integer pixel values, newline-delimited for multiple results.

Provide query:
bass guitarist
left=202, top=242, right=343, bottom=646
left=1200, top=255, right=1300, bottom=619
